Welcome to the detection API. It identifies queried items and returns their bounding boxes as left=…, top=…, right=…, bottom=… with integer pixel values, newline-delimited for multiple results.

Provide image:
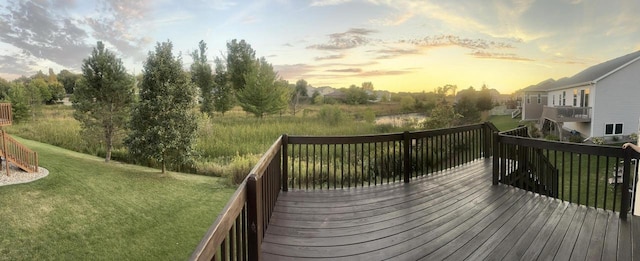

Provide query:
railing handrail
left=0, top=131, right=38, bottom=173
left=190, top=136, right=284, bottom=261
left=495, top=127, right=634, bottom=218
left=190, top=179, right=248, bottom=260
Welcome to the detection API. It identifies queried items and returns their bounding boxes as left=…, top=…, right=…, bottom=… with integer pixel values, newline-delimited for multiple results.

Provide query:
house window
left=552, top=95, right=555, bottom=105
left=527, top=95, right=530, bottom=104
left=537, top=94, right=541, bottom=104
left=573, top=89, right=577, bottom=106
left=605, top=123, right=623, bottom=135
left=562, top=91, right=566, bottom=106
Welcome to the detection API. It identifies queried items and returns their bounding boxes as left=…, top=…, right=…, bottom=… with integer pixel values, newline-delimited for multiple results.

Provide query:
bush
left=592, top=137, right=605, bottom=145
left=363, top=109, right=376, bottom=124
left=568, top=135, right=583, bottom=143
left=318, top=105, right=346, bottom=125
left=544, top=135, right=559, bottom=141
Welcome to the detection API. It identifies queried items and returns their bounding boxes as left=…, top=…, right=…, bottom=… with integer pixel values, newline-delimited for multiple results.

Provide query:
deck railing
left=192, top=121, right=640, bottom=260
left=283, top=123, right=495, bottom=190
left=191, top=137, right=283, bottom=261
left=495, top=126, right=639, bottom=218
left=0, top=131, right=38, bottom=173
left=541, top=106, right=591, bottom=122
left=0, top=103, right=12, bottom=126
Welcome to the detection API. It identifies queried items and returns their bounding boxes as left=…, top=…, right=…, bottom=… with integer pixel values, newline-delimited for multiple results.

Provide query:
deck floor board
left=262, top=160, right=637, bottom=260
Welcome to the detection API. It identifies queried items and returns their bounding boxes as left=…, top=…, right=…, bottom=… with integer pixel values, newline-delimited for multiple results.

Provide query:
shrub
left=318, top=105, right=346, bottom=125
left=612, top=136, right=620, bottom=142
left=592, top=137, right=605, bottom=145
left=363, top=109, right=376, bottom=124
left=544, top=135, right=559, bottom=141
left=568, top=135, right=583, bottom=143
left=630, top=132, right=638, bottom=141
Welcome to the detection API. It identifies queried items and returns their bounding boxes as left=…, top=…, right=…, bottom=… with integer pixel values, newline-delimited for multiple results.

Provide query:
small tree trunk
left=161, top=151, right=166, bottom=174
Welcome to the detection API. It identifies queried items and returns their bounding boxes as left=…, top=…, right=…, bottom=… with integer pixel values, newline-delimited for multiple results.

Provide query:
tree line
left=0, top=38, right=499, bottom=173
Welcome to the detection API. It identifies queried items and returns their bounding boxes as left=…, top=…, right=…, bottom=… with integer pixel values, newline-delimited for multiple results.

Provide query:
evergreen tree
left=126, top=41, right=197, bottom=173
left=74, top=41, right=135, bottom=162
left=236, top=58, right=290, bottom=118
left=213, top=57, right=234, bottom=115
left=226, top=39, right=256, bottom=91
left=191, top=40, right=214, bottom=115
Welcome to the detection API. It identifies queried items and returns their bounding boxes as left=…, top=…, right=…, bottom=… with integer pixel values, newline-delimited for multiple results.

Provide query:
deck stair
left=0, top=103, right=38, bottom=174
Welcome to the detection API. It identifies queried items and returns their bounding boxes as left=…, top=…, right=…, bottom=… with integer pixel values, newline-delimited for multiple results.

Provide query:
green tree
left=74, top=41, right=135, bottom=162
left=0, top=77, right=10, bottom=100
left=290, top=79, right=308, bottom=116
left=7, top=82, right=30, bottom=122
left=455, top=87, right=480, bottom=124
left=344, top=85, right=369, bottom=105
left=26, top=78, right=48, bottom=106
left=226, top=39, right=256, bottom=91
left=423, top=84, right=461, bottom=129
left=213, top=57, right=234, bottom=115
left=191, top=40, right=214, bottom=115
left=126, top=41, right=197, bottom=173
left=236, top=58, right=290, bottom=118
left=311, top=90, right=321, bottom=104
left=476, top=84, right=494, bottom=111
left=57, top=69, right=81, bottom=94
left=361, top=81, right=374, bottom=91
left=400, top=95, right=416, bottom=112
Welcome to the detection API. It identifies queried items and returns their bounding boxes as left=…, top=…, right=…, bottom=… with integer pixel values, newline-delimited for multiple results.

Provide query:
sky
left=1, top=0, right=639, bottom=94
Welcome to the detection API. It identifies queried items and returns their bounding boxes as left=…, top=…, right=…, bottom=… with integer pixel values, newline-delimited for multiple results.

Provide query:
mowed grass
left=0, top=137, right=235, bottom=260
left=488, top=115, right=521, bottom=131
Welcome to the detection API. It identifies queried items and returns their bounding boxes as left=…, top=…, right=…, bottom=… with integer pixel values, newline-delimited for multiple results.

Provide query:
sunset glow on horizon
left=1, top=0, right=639, bottom=94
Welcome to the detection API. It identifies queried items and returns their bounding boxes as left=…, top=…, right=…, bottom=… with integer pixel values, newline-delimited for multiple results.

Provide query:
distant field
left=0, top=137, right=234, bottom=260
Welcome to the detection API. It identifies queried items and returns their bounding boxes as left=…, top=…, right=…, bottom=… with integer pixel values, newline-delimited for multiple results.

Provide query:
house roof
left=522, top=50, right=640, bottom=93
left=551, top=50, right=640, bottom=90
left=521, top=78, right=556, bottom=92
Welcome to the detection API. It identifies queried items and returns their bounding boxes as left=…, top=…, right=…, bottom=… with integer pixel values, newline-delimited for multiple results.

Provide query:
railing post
left=621, top=148, right=632, bottom=219
left=492, top=131, right=500, bottom=185
left=403, top=131, right=411, bottom=183
left=247, top=175, right=263, bottom=260
left=483, top=123, right=491, bottom=159
left=2, top=130, right=9, bottom=176
left=281, top=134, right=288, bottom=192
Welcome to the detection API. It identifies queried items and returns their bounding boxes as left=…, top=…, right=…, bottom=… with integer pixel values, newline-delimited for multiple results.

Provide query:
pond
left=375, top=113, right=427, bottom=128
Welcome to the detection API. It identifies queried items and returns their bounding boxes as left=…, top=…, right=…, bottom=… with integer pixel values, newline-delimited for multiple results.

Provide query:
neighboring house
left=519, top=78, right=555, bottom=121
left=522, top=50, right=640, bottom=140
left=324, top=90, right=346, bottom=101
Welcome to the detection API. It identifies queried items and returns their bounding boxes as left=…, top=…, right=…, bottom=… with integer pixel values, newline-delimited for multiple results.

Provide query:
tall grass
left=8, top=105, right=405, bottom=180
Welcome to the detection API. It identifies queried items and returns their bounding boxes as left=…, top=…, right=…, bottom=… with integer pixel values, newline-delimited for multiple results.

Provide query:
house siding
left=521, top=92, right=547, bottom=121
left=590, top=60, right=640, bottom=138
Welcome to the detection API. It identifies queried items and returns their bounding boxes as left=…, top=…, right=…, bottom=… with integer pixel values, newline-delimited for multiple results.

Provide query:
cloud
left=469, top=51, right=534, bottom=61
left=315, top=54, right=345, bottom=61
left=202, top=0, right=237, bottom=10
left=308, top=28, right=377, bottom=50
left=0, top=54, right=35, bottom=75
left=369, top=11, right=414, bottom=26
left=273, top=63, right=316, bottom=79
left=0, top=1, right=91, bottom=69
left=408, top=35, right=515, bottom=50
left=373, top=47, right=420, bottom=59
left=310, top=0, right=352, bottom=7
left=85, top=0, right=153, bottom=61
left=357, top=70, right=412, bottom=77
left=326, top=68, right=362, bottom=73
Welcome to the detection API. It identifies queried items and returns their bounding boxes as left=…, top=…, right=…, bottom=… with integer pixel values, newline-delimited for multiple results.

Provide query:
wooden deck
left=262, top=160, right=639, bottom=260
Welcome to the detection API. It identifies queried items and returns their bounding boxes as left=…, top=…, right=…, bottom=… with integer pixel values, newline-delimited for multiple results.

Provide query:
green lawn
left=489, top=115, right=521, bottom=131
left=0, top=137, right=235, bottom=260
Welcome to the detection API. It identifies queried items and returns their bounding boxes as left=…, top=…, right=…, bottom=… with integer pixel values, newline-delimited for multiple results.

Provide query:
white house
left=523, top=50, right=640, bottom=140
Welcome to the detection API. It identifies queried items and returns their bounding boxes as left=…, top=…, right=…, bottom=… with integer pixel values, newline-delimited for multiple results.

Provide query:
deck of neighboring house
left=191, top=123, right=640, bottom=261
left=262, top=160, right=637, bottom=260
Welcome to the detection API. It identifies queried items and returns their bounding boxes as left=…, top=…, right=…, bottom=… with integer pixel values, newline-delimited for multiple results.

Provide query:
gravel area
left=0, top=162, right=49, bottom=186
